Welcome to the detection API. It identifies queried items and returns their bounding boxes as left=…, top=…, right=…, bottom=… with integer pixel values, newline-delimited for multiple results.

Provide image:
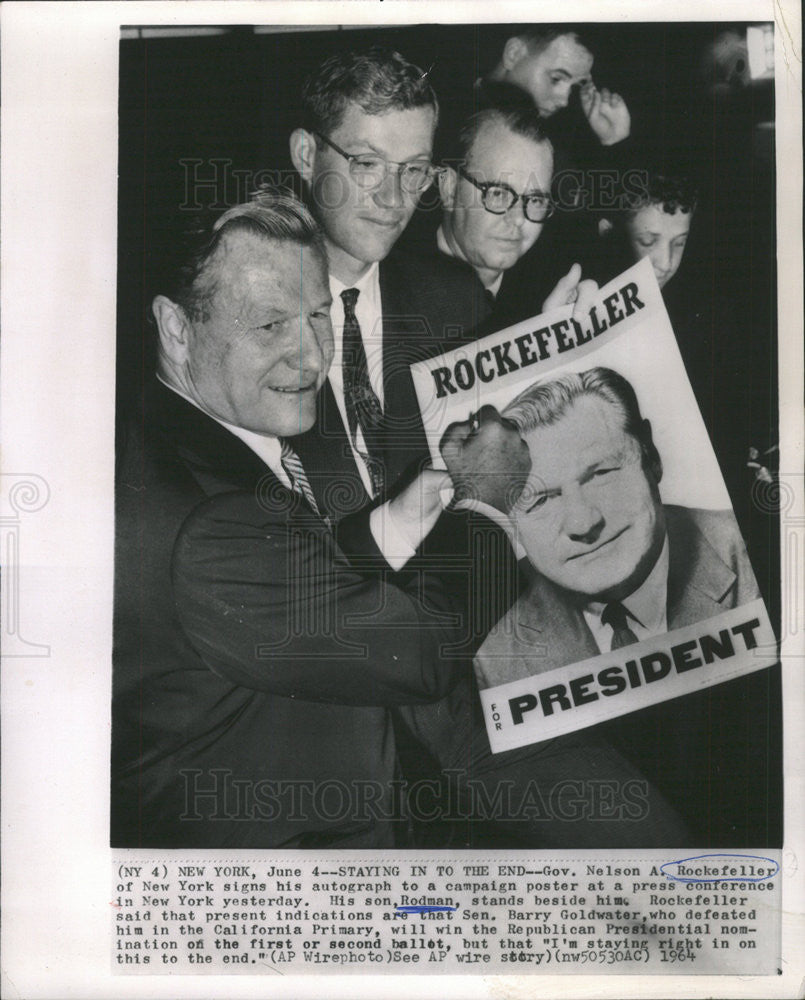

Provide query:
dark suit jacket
left=112, top=380, right=467, bottom=848
left=475, top=505, right=760, bottom=685
left=474, top=505, right=779, bottom=844
left=397, top=209, right=579, bottom=342
left=293, top=247, right=489, bottom=510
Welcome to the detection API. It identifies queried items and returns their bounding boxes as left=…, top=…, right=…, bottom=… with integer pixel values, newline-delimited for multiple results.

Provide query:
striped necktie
left=340, top=287, right=385, bottom=497
left=279, top=439, right=321, bottom=517
left=601, top=601, right=639, bottom=650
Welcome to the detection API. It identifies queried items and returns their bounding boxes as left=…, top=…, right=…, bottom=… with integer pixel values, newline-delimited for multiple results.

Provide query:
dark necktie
left=483, top=287, right=497, bottom=312
left=340, top=287, right=385, bottom=496
left=280, top=439, right=322, bottom=517
left=601, top=601, right=640, bottom=650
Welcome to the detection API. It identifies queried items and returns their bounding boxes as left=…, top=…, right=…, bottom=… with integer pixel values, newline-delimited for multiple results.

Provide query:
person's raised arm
left=172, top=489, right=465, bottom=706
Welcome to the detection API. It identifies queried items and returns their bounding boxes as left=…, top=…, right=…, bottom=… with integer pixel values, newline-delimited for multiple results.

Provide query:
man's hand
left=542, top=263, right=599, bottom=319
left=385, top=468, right=452, bottom=554
left=580, top=83, right=631, bottom=146
left=439, top=405, right=531, bottom=513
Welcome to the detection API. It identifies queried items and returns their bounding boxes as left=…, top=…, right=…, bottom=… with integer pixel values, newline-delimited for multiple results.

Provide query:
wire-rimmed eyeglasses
left=313, top=131, right=436, bottom=194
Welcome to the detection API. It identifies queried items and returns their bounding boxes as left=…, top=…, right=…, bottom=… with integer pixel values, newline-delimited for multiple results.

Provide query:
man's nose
left=506, top=199, right=528, bottom=227
left=562, top=487, right=605, bottom=541
left=293, top=315, right=330, bottom=378
left=374, top=166, right=405, bottom=208
left=555, top=87, right=571, bottom=109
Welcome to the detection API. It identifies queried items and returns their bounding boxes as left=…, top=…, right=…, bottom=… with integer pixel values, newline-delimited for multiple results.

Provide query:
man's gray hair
left=156, top=186, right=326, bottom=322
left=504, top=367, right=663, bottom=482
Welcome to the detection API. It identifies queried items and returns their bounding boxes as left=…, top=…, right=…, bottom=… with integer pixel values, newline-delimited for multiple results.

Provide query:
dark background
left=118, top=19, right=779, bottom=599
left=118, top=22, right=776, bottom=396
left=117, top=22, right=781, bottom=845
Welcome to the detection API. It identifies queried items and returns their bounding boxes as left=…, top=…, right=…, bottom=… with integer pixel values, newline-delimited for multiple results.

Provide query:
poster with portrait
left=412, top=258, right=778, bottom=752
left=1, top=5, right=802, bottom=1000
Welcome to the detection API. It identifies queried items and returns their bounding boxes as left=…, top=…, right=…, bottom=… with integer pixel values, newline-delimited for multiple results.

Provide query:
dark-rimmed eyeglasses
left=457, top=165, right=555, bottom=223
left=313, top=131, right=436, bottom=194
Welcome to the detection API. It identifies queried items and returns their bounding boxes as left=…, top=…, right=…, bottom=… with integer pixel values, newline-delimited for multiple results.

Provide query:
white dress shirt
left=583, top=539, right=670, bottom=652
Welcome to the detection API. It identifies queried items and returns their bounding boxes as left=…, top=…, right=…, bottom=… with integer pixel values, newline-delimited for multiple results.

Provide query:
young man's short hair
left=301, top=47, right=439, bottom=136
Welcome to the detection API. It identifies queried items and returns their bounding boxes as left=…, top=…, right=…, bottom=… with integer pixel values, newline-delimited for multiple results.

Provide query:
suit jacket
left=112, top=380, right=466, bottom=849
left=293, top=247, right=488, bottom=510
left=474, top=504, right=777, bottom=845
left=475, top=505, right=760, bottom=685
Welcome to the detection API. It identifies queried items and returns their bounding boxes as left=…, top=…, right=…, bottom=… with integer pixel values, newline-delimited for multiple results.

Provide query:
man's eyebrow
left=580, top=452, right=627, bottom=478
left=550, top=67, right=592, bottom=85
left=344, top=138, right=431, bottom=159
left=250, top=309, right=288, bottom=325
left=343, top=139, right=387, bottom=155
left=478, top=175, right=548, bottom=196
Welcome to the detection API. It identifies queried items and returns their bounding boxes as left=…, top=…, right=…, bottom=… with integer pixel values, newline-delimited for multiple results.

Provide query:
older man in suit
left=114, top=189, right=693, bottom=850
left=433, top=105, right=600, bottom=332
left=112, top=191, right=474, bottom=848
left=467, top=367, right=768, bottom=842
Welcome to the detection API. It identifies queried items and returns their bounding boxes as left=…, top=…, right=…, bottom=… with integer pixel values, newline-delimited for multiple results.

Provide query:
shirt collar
left=156, top=374, right=283, bottom=476
left=586, top=536, right=670, bottom=632
left=329, top=260, right=379, bottom=299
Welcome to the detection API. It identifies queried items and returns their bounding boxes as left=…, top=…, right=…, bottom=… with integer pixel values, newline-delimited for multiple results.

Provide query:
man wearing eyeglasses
left=289, top=47, right=489, bottom=503
left=436, top=106, right=597, bottom=331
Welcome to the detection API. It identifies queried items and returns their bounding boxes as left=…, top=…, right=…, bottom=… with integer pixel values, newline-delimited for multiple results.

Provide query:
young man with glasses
left=289, top=47, right=485, bottom=501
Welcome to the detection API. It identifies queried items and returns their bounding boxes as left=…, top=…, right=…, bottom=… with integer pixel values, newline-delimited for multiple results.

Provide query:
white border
left=2, top=3, right=802, bottom=998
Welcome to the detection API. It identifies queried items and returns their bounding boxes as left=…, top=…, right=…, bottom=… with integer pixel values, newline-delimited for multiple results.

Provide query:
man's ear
left=502, top=36, right=529, bottom=71
left=438, top=166, right=458, bottom=210
left=289, top=128, right=317, bottom=183
left=641, top=418, right=664, bottom=484
left=152, top=295, right=191, bottom=366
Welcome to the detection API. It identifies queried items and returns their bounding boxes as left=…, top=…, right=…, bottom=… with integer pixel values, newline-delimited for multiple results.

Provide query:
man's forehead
left=207, top=231, right=326, bottom=296
left=629, top=204, right=693, bottom=238
left=330, top=101, right=436, bottom=152
left=524, top=396, right=635, bottom=469
left=467, top=121, right=553, bottom=184
left=534, top=34, right=594, bottom=77
left=213, top=229, right=315, bottom=268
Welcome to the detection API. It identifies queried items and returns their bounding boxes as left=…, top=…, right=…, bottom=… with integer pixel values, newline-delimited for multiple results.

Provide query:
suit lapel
left=151, top=381, right=268, bottom=494
left=474, top=566, right=599, bottom=688
left=378, top=262, right=433, bottom=484
left=516, top=570, right=601, bottom=670
left=291, top=380, right=371, bottom=518
left=150, top=381, right=325, bottom=522
left=665, top=506, right=738, bottom=628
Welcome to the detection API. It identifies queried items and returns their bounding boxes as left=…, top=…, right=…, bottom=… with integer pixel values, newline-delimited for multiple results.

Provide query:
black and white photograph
left=113, top=18, right=782, bottom=852
left=1, top=3, right=802, bottom=996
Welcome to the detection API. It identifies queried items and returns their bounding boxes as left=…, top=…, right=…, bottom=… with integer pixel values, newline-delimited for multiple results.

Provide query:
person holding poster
left=452, top=366, right=775, bottom=843
left=433, top=105, right=599, bottom=330
left=416, top=257, right=780, bottom=844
